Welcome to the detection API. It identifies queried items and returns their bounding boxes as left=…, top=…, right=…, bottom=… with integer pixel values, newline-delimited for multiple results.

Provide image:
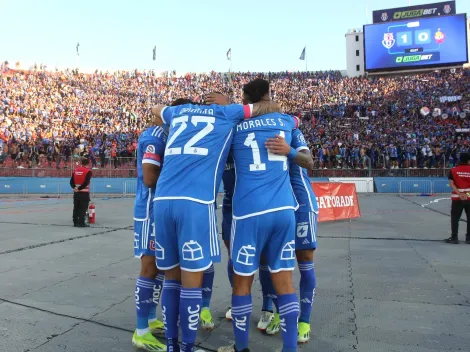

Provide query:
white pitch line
left=421, top=198, right=450, bottom=207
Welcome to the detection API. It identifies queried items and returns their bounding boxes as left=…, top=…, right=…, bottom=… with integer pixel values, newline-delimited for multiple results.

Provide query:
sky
left=1, top=0, right=468, bottom=73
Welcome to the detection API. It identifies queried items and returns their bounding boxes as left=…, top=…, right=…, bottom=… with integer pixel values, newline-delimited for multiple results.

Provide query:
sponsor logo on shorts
left=155, top=241, right=165, bottom=260
left=302, top=239, right=310, bottom=245
left=281, top=241, right=296, bottom=260
left=149, top=240, right=156, bottom=251
left=296, top=223, right=308, bottom=238
left=237, top=245, right=256, bottom=266
left=182, top=240, right=204, bottom=261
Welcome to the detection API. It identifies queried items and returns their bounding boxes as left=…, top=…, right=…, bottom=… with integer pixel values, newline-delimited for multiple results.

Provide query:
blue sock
left=180, top=288, right=202, bottom=352
left=259, top=265, right=273, bottom=312
left=227, top=258, right=234, bottom=287
left=161, top=280, right=181, bottom=352
left=231, top=295, right=252, bottom=351
left=135, top=276, right=154, bottom=334
left=148, top=273, right=165, bottom=321
left=299, top=261, right=316, bottom=324
left=202, top=265, right=215, bottom=308
left=278, top=293, right=299, bottom=352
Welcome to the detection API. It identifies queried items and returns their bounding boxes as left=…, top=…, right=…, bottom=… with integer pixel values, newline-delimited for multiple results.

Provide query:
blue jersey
left=390, top=147, right=398, bottom=158
left=154, top=103, right=252, bottom=204
left=290, top=129, right=319, bottom=214
left=231, top=113, right=299, bottom=219
left=134, top=126, right=167, bottom=220
left=222, top=153, right=235, bottom=211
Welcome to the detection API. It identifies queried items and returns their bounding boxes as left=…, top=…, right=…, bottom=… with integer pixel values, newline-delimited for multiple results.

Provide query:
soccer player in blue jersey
left=262, top=127, right=319, bottom=344
left=218, top=79, right=313, bottom=352
left=150, top=95, right=281, bottom=352
left=132, top=123, right=167, bottom=351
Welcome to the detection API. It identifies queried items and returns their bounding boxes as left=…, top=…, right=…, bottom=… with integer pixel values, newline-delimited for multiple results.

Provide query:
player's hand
left=205, top=93, right=230, bottom=106
left=265, top=135, right=290, bottom=156
left=459, top=192, right=468, bottom=201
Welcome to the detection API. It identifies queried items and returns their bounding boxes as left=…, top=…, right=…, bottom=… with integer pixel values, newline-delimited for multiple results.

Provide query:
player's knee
left=140, top=255, right=158, bottom=278
left=296, top=249, right=314, bottom=262
left=232, top=274, right=254, bottom=296
left=165, top=265, right=181, bottom=281
left=181, top=269, right=204, bottom=289
left=271, top=271, right=295, bottom=295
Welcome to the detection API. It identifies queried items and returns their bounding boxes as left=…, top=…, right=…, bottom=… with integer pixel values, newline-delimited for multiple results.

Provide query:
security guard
left=447, top=153, right=470, bottom=244
left=70, top=157, right=92, bottom=227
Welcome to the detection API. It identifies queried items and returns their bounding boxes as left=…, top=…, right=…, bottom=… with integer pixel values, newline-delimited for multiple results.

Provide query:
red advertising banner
left=311, top=183, right=361, bottom=222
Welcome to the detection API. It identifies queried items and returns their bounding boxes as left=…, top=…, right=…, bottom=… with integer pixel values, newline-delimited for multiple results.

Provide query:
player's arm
left=142, top=143, right=163, bottom=188
left=265, top=135, right=314, bottom=170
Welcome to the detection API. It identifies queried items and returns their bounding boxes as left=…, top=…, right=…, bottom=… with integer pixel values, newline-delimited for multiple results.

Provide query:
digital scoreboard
left=364, top=14, right=468, bottom=72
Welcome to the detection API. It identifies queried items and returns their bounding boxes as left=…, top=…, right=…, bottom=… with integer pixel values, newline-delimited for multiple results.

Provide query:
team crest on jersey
left=146, top=145, right=155, bottom=154
left=443, top=4, right=451, bottom=14
left=381, top=12, right=388, bottom=21
left=382, top=33, right=395, bottom=49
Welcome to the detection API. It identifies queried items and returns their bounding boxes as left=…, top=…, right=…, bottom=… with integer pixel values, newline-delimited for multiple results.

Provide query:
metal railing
left=399, top=180, right=433, bottom=195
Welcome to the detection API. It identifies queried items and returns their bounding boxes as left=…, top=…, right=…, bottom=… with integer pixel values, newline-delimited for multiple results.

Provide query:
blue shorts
left=295, top=211, right=318, bottom=250
left=231, top=209, right=296, bottom=276
left=154, top=200, right=220, bottom=272
left=222, top=207, right=232, bottom=242
left=134, top=218, right=155, bottom=258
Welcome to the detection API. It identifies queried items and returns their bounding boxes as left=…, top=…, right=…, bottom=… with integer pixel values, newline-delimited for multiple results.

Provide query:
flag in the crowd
left=76, top=42, right=80, bottom=56
left=227, top=48, right=231, bottom=61
left=153, top=46, right=156, bottom=61
left=299, top=47, right=306, bottom=60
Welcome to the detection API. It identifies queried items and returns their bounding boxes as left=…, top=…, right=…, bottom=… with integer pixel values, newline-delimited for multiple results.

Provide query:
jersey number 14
left=244, top=131, right=287, bottom=171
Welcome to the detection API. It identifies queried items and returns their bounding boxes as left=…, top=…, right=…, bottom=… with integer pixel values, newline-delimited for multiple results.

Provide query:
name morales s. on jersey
left=231, top=113, right=299, bottom=219
left=154, top=103, right=254, bottom=204
left=134, top=126, right=167, bottom=220
left=290, top=128, right=318, bottom=213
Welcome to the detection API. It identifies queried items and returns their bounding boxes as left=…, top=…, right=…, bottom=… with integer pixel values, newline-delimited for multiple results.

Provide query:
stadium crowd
left=0, top=61, right=469, bottom=170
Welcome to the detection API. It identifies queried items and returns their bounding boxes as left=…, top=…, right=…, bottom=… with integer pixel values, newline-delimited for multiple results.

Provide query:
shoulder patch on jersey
left=297, top=133, right=307, bottom=144
left=146, top=145, right=155, bottom=154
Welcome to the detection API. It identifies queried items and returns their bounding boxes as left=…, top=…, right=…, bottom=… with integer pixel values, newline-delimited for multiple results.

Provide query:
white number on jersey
left=244, top=131, right=288, bottom=172
left=244, top=132, right=266, bottom=171
left=165, top=115, right=215, bottom=156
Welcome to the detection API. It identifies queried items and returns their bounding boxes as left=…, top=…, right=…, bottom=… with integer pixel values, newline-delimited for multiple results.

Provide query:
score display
left=364, top=14, right=468, bottom=72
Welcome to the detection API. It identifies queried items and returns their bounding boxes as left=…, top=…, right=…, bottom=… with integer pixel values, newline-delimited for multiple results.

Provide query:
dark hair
left=460, top=153, right=470, bottom=164
left=171, top=98, right=195, bottom=106
left=242, top=79, right=270, bottom=104
left=81, top=158, right=89, bottom=166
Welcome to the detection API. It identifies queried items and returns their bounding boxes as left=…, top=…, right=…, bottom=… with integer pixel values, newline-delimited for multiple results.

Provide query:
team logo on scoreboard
left=443, top=4, right=451, bottom=14
left=381, top=12, right=388, bottom=21
left=382, top=33, right=395, bottom=49
left=434, top=29, right=445, bottom=44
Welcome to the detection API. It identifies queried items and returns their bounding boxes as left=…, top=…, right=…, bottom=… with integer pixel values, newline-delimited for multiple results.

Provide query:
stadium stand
left=1, top=61, right=469, bottom=177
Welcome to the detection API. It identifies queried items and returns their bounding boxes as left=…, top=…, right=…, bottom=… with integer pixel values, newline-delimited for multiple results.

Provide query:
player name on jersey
left=236, top=117, right=287, bottom=132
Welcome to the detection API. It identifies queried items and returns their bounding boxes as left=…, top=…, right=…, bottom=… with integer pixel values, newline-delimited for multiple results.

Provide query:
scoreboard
left=364, top=14, right=468, bottom=72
